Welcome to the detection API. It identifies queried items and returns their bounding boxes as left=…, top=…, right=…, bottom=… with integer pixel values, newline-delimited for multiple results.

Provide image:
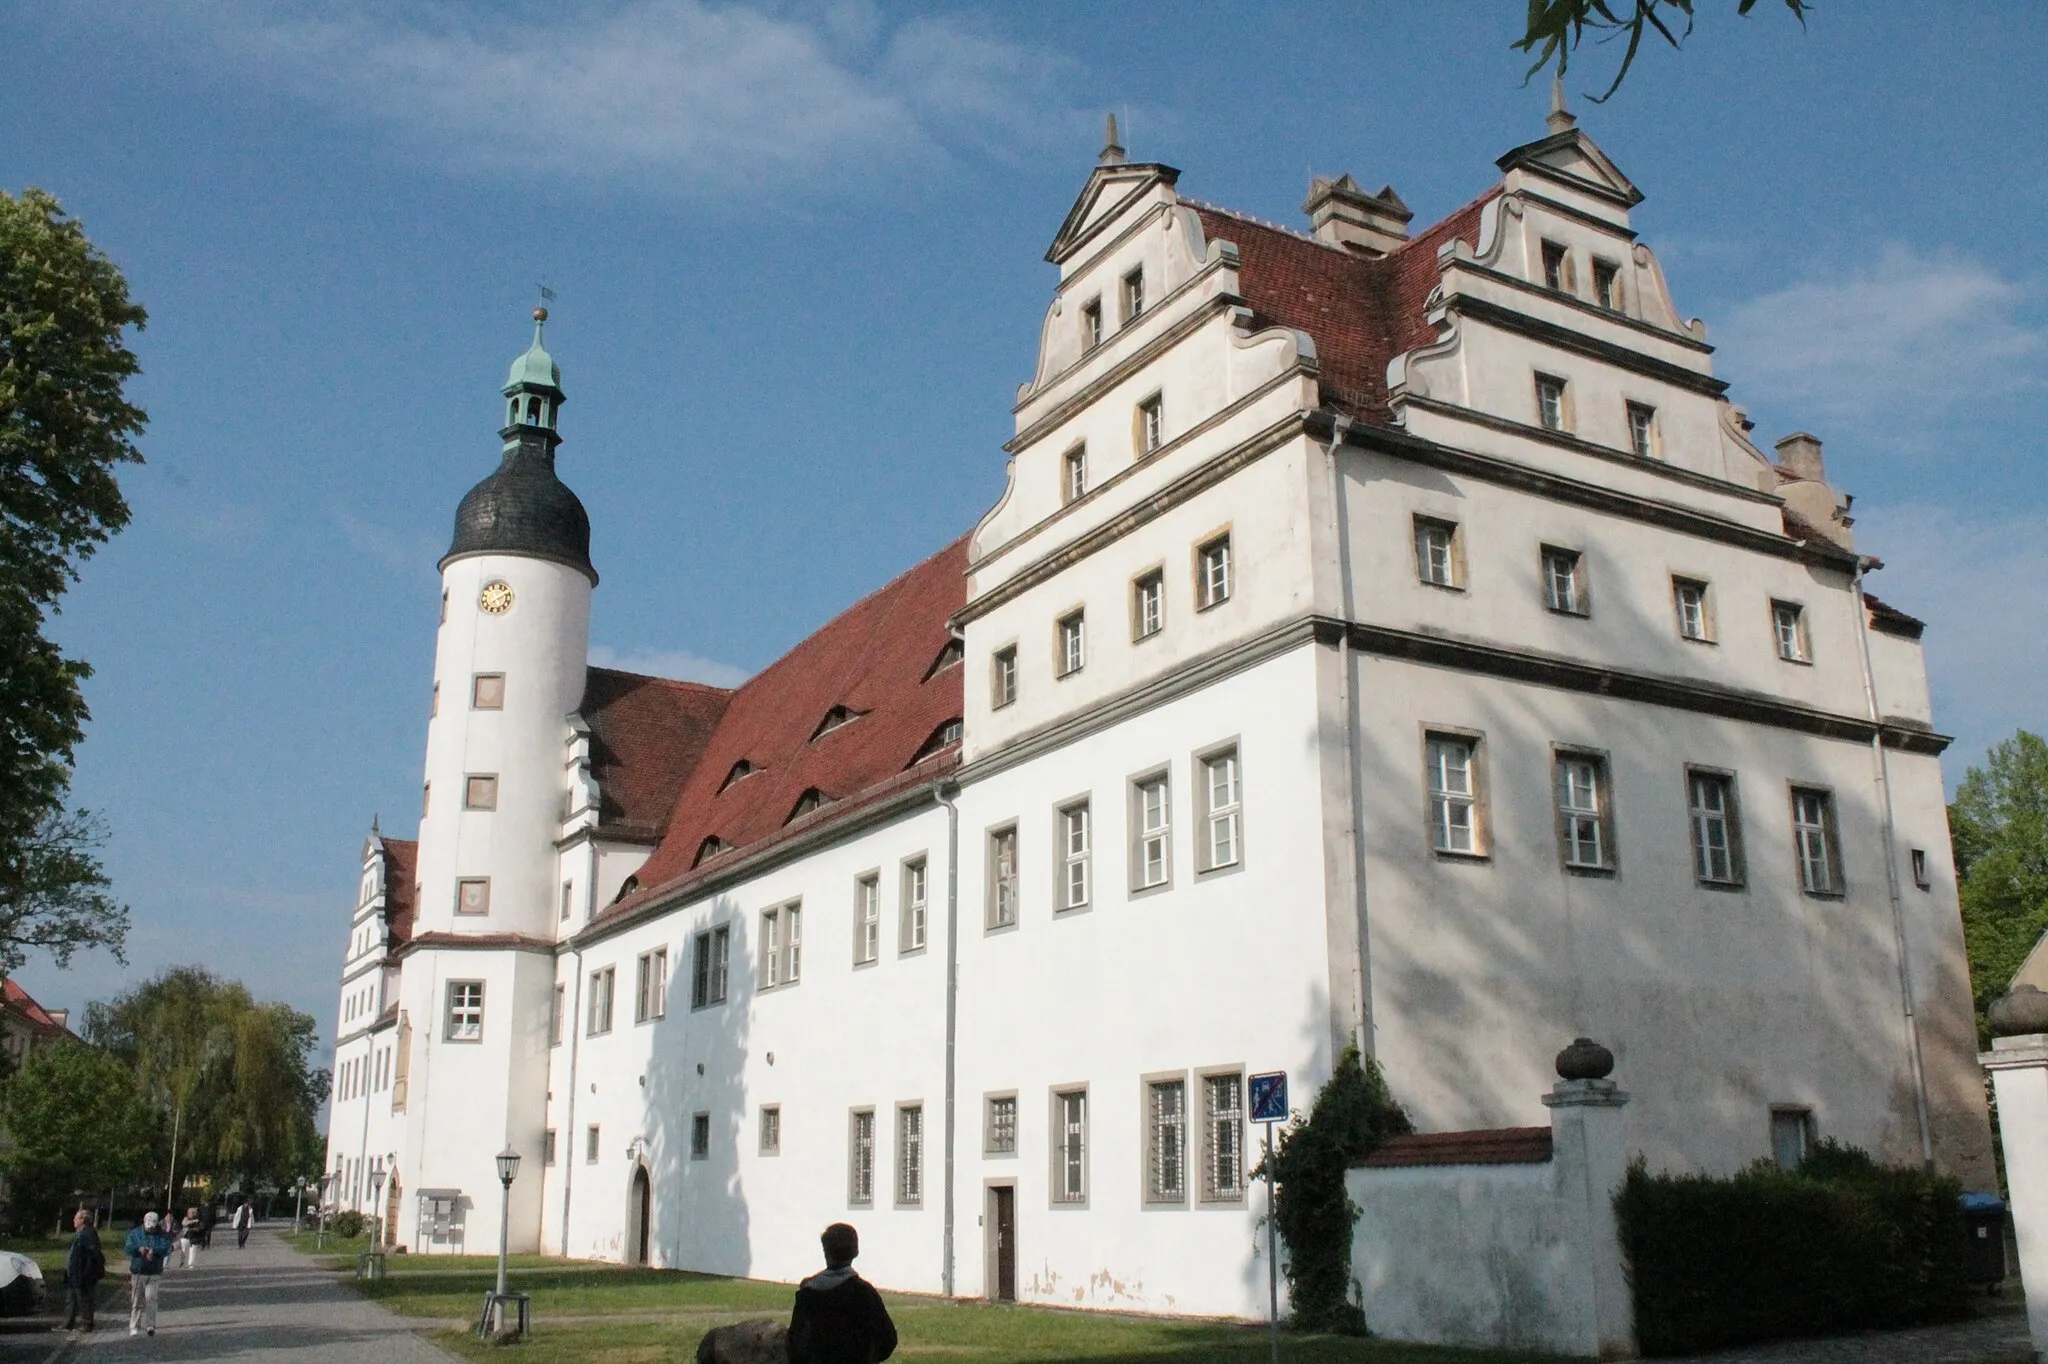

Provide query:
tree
left=0, top=186, right=146, bottom=971
left=0, top=1040, right=151, bottom=1226
left=1516, top=0, right=1811, bottom=101
left=1953, top=731, right=2048, bottom=1043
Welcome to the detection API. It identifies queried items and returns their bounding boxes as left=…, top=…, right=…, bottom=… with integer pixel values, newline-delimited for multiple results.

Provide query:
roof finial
left=371, top=812, right=380, bottom=836
left=1547, top=74, right=1577, bottom=134
left=1099, top=112, right=1126, bottom=166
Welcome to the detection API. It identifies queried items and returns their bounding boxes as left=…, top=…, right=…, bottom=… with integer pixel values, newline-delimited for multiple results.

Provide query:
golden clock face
left=478, top=580, right=515, bottom=615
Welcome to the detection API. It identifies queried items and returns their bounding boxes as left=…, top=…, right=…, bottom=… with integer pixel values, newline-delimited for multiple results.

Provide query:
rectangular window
left=456, top=877, right=490, bottom=915
left=587, top=966, right=615, bottom=1035
left=1058, top=801, right=1091, bottom=911
left=761, top=904, right=802, bottom=987
left=1536, top=373, right=1569, bottom=432
left=1413, top=516, right=1460, bottom=589
left=1673, top=577, right=1713, bottom=641
left=1791, top=787, right=1843, bottom=895
left=1542, top=547, right=1586, bottom=615
left=1081, top=298, right=1102, bottom=351
left=1541, top=239, right=1574, bottom=293
left=1146, top=1078, right=1186, bottom=1203
left=691, top=1112, right=710, bottom=1160
left=986, top=1095, right=1018, bottom=1155
left=586, top=1124, right=601, bottom=1164
left=1132, top=570, right=1164, bottom=641
left=1687, top=771, right=1744, bottom=886
left=691, top=927, right=724, bottom=1008
left=854, top=874, right=881, bottom=966
left=560, top=880, right=573, bottom=922
left=897, top=1105, right=924, bottom=1205
left=1202, top=1073, right=1245, bottom=1202
left=1592, top=258, right=1620, bottom=311
left=1053, top=1089, right=1088, bottom=1204
left=1555, top=752, right=1614, bottom=871
left=1201, top=748, right=1243, bottom=871
left=991, top=646, right=1018, bottom=709
left=850, top=1110, right=876, bottom=1205
left=1057, top=611, right=1086, bottom=677
left=1138, top=394, right=1163, bottom=454
left=760, top=1105, right=781, bottom=1155
left=471, top=673, right=506, bottom=709
left=1133, top=774, right=1171, bottom=890
left=1770, top=1108, right=1814, bottom=1171
left=1063, top=445, right=1087, bottom=503
left=1122, top=267, right=1145, bottom=321
left=710, top=924, right=730, bottom=1001
left=544, top=1129, right=557, bottom=1166
left=988, top=826, right=1019, bottom=929
left=422, top=782, right=431, bottom=817
left=431, top=681, right=439, bottom=717
left=550, top=984, right=565, bottom=1047
left=634, top=947, right=668, bottom=1023
left=1197, top=534, right=1232, bottom=609
left=445, top=981, right=483, bottom=1042
left=1911, top=848, right=1931, bottom=890
left=1772, top=600, right=1810, bottom=662
left=1426, top=734, right=1481, bottom=855
left=901, top=858, right=928, bottom=952
left=1626, top=401, right=1659, bottom=459
left=464, top=774, right=498, bottom=810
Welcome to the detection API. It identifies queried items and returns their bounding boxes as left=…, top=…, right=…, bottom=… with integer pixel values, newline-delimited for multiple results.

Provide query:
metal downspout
left=1850, top=564, right=1936, bottom=1169
left=1325, top=412, right=1372, bottom=1055
left=558, top=942, right=586, bottom=1254
left=934, top=778, right=962, bottom=1297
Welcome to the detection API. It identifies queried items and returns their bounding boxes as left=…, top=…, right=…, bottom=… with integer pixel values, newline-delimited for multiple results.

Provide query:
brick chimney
left=1303, top=174, right=1413, bottom=256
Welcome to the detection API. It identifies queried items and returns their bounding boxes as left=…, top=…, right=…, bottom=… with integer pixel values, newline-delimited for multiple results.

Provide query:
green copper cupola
left=501, top=306, right=564, bottom=445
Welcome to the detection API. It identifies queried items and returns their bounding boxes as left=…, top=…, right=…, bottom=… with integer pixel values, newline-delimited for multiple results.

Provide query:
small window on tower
left=456, top=877, right=491, bottom=915
left=471, top=673, right=505, bottom=709
left=464, top=775, right=499, bottom=810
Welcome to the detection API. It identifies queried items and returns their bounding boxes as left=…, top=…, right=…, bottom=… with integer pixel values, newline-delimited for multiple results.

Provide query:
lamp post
left=482, top=1147, right=521, bottom=1337
left=293, top=1177, right=306, bottom=1234
left=368, top=1168, right=386, bottom=1250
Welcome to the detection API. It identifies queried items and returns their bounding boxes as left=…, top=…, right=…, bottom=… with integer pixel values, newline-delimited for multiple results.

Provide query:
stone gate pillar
left=1983, top=987, right=2048, bottom=1361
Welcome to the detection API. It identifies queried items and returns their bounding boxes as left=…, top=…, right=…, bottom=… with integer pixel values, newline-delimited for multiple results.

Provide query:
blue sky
left=4, top=2, right=2043, bottom=1061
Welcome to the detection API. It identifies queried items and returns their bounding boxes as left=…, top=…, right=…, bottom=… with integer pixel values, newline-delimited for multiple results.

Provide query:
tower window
left=1063, top=445, right=1087, bottom=504
left=464, top=774, right=498, bottom=810
left=456, top=877, right=491, bottom=915
left=1540, top=240, right=1575, bottom=294
left=1593, top=259, right=1621, bottom=311
left=471, top=673, right=505, bottom=709
left=1626, top=402, right=1659, bottom=459
left=1081, top=298, right=1103, bottom=351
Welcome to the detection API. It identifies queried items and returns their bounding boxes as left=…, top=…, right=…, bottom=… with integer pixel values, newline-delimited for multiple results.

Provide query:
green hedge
left=331, top=1210, right=366, bottom=1238
left=1617, top=1141, right=1971, bottom=1355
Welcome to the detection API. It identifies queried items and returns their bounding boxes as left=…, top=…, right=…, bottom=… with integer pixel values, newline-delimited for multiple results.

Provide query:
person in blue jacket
left=122, top=1211, right=172, bottom=1337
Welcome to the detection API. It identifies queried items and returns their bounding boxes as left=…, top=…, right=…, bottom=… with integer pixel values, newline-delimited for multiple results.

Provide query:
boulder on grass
left=696, top=1319, right=788, bottom=1364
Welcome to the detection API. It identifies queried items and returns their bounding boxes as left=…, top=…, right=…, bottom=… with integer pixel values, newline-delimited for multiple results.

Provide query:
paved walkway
left=47, top=1228, right=456, bottom=1364
left=1683, top=1300, right=2035, bottom=1364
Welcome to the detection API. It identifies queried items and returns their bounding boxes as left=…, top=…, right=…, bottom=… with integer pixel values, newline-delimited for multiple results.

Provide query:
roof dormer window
left=924, top=639, right=964, bottom=680
left=909, top=718, right=964, bottom=767
left=1541, top=240, right=1575, bottom=295
left=810, top=705, right=864, bottom=741
left=693, top=836, right=731, bottom=867
left=718, top=759, right=757, bottom=792
left=612, top=875, right=640, bottom=904
left=788, top=789, right=828, bottom=823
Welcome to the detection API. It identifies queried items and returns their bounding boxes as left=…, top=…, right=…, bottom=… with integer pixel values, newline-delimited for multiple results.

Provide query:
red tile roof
left=1191, top=189, right=1497, bottom=423
left=1, top=978, right=71, bottom=1039
left=603, top=537, right=969, bottom=920
left=1358, top=1126, right=1554, bottom=1168
left=380, top=837, right=418, bottom=950
left=1862, top=591, right=1926, bottom=640
left=580, top=668, right=735, bottom=838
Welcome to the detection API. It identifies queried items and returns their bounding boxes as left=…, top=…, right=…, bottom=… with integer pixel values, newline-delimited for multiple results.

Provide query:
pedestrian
left=61, top=1208, right=104, bottom=1332
left=200, top=1201, right=217, bottom=1250
left=234, top=1199, right=254, bottom=1249
left=123, top=1211, right=171, bottom=1337
left=179, top=1206, right=202, bottom=1268
left=786, top=1223, right=896, bottom=1364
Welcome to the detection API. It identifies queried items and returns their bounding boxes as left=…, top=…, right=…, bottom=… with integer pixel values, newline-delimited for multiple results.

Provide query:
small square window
left=760, top=1105, right=781, bottom=1156
left=1197, top=535, right=1232, bottom=609
left=445, top=981, right=484, bottom=1042
left=1137, top=395, right=1163, bottom=455
left=1081, top=298, right=1102, bottom=351
left=1122, top=268, right=1145, bottom=322
left=456, top=877, right=490, bottom=915
left=1413, top=517, right=1461, bottom=590
left=1911, top=848, right=1931, bottom=891
left=464, top=774, right=498, bottom=810
left=471, top=673, right=506, bottom=709
left=1554, top=751, right=1614, bottom=872
left=1540, top=240, right=1574, bottom=294
left=1542, top=547, right=1586, bottom=616
left=1593, top=258, right=1621, bottom=311
left=986, top=1094, right=1018, bottom=1155
left=991, top=647, right=1018, bottom=709
left=1536, top=374, right=1570, bottom=432
left=691, top=1112, right=711, bottom=1160
left=988, top=825, right=1020, bottom=929
left=1772, top=600, right=1810, bottom=663
left=1626, top=402, right=1659, bottom=459
left=1673, top=578, right=1714, bottom=642
left=1063, top=445, right=1087, bottom=504
left=1057, top=611, right=1086, bottom=677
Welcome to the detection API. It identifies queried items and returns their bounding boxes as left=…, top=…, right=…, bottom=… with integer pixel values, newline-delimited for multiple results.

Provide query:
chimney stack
left=1774, top=432, right=1826, bottom=483
left=1303, top=174, right=1413, bottom=257
left=1772, top=432, right=1854, bottom=550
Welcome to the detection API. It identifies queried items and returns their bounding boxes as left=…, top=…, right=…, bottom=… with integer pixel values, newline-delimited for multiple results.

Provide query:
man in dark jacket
left=786, top=1223, right=895, bottom=1364
left=61, top=1209, right=104, bottom=1331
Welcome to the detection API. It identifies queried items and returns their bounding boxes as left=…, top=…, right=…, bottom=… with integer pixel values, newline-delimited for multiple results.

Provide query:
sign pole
left=1264, top=1118, right=1281, bottom=1364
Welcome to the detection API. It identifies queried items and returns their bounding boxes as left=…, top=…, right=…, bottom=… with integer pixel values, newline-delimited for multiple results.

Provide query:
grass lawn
left=306, top=1248, right=1564, bottom=1364
left=0, top=1234, right=76, bottom=1280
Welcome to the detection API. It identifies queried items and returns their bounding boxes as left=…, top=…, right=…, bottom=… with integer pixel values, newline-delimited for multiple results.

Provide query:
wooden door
left=989, top=1185, right=1016, bottom=1302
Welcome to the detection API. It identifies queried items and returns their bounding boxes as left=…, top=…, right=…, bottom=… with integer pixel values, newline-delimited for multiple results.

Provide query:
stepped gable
left=1191, top=188, right=1497, bottom=422
left=580, top=668, right=735, bottom=839
left=381, top=837, right=418, bottom=951
left=609, top=536, right=969, bottom=918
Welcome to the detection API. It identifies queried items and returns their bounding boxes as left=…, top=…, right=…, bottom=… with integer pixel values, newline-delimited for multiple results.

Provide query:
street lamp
left=293, top=1177, right=307, bottom=1234
left=479, top=1147, right=523, bottom=1338
left=368, top=1168, right=387, bottom=1250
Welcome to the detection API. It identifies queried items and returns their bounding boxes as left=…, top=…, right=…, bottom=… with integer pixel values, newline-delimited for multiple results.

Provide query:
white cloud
left=1854, top=503, right=2048, bottom=780
left=97, top=0, right=1081, bottom=193
left=1715, top=246, right=2043, bottom=424
left=589, top=642, right=748, bottom=687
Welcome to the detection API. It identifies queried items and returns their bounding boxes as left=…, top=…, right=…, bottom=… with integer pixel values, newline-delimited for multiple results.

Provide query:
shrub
left=330, top=1210, right=366, bottom=1239
left=1618, top=1140, right=1970, bottom=1355
left=1263, top=1045, right=1412, bottom=1334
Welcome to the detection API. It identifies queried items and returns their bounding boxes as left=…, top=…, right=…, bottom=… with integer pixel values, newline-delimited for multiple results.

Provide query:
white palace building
left=324, top=103, right=1994, bottom=1317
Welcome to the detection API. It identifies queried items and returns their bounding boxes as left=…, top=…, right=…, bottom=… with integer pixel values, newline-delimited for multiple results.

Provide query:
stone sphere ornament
left=1555, top=1037, right=1616, bottom=1081
left=1990, top=985, right=2048, bottom=1038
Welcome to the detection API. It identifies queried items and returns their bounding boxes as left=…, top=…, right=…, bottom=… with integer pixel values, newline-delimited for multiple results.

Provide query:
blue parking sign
left=1249, top=1071, right=1288, bottom=1124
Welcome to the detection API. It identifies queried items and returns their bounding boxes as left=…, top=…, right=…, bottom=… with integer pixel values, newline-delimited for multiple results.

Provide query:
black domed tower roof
left=440, top=308, right=598, bottom=584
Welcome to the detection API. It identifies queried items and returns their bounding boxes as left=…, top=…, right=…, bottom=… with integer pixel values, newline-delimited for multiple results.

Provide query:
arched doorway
left=627, top=1167, right=651, bottom=1267
left=384, top=1172, right=401, bottom=1248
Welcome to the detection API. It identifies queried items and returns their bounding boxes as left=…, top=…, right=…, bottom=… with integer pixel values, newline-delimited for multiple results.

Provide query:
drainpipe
left=1322, top=411, right=1373, bottom=1057
left=558, top=942, right=586, bottom=1254
left=933, top=778, right=962, bottom=1297
left=1849, top=563, right=1936, bottom=1170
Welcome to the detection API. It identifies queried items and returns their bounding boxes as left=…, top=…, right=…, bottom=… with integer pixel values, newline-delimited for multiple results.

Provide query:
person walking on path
left=123, top=1211, right=171, bottom=1337
left=786, top=1223, right=896, bottom=1364
left=179, top=1206, right=202, bottom=1268
left=61, top=1208, right=104, bottom=1332
left=234, top=1200, right=254, bottom=1249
